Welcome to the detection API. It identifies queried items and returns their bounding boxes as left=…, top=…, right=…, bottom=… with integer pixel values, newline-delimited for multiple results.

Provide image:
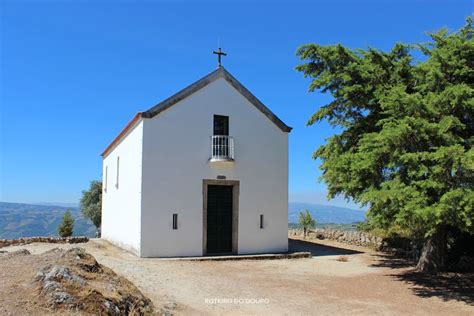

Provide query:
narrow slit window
left=172, top=213, right=178, bottom=230
left=115, top=156, right=120, bottom=189
left=104, top=166, right=108, bottom=193
left=260, top=214, right=264, bottom=229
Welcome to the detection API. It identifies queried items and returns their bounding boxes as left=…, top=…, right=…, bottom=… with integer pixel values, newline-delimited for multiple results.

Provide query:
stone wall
left=0, top=237, right=89, bottom=249
left=289, top=228, right=383, bottom=249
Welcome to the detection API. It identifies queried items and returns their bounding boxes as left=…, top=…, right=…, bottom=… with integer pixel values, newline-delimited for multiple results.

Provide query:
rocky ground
left=0, top=247, right=153, bottom=315
left=2, top=238, right=473, bottom=315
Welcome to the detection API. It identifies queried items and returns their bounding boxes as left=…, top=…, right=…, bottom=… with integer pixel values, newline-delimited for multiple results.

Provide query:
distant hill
left=0, top=202, right=96, bottom=239
left=289, top=202, right=366, bottom=224
left=34, top=202, right=79, bottom=208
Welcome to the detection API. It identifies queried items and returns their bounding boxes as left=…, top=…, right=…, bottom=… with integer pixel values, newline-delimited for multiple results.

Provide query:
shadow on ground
left=370, top=253, right=414, bottom=269
left=288, top=238, right=363, bottom=257
left=371, top=253, right=474, bottom=306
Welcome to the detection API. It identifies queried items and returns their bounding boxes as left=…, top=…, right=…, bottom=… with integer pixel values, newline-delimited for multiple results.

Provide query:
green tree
left=58, top=209, right=74, bottom=237
left=298, top=210, right=316, bottom=238
left=80, top=180, right=102, bottom=236
left=296, top=18, right=473, bottom=272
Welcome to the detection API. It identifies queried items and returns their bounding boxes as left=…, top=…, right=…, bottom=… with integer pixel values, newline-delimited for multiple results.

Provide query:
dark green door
left=207, top=185, right=233, bottom=254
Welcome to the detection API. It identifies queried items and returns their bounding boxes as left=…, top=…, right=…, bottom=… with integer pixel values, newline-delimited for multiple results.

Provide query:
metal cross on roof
left=213, top=47, right=227, bottom=67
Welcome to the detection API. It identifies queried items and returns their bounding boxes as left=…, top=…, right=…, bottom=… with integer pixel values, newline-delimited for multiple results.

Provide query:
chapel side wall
left=101, top=121, right=143, bottom=256
left=140, top=78, right=288, bottom=257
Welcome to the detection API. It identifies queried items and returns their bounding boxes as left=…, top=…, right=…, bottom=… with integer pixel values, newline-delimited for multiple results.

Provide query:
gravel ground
left=2, top=238, right=473, bottom=315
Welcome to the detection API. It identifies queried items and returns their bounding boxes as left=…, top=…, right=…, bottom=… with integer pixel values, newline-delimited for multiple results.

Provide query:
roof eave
left=101, top=68, right=292, bottom=157
left=220, top=68, right=292, bottom=133
left=142, top=67, right=292, bottom=133
left=101, top=112, right=143, bottom=158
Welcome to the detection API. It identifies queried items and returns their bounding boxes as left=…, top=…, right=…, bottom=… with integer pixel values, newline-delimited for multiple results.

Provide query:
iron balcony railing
left=210, top=135, right=234, bottom=161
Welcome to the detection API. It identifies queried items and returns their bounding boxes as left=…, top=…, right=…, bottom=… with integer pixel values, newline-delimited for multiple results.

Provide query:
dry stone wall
left=289, top=228, right=383, bottom=249
left=0, top=237, right=89, bottom=249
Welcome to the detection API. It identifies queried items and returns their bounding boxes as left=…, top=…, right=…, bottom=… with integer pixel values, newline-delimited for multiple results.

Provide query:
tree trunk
left=303, top=227, right=307, bottom=239
left=416, top=225, right=447, bottom=273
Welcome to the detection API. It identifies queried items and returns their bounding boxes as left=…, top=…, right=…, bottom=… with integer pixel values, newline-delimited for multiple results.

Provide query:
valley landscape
left=0, top=202, right=96, bottom=239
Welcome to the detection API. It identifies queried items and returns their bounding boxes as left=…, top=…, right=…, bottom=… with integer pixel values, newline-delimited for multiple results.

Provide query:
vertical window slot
left=173, top=213, right=178, bottom=230
left=115, top=156, right=120, bottom=189
left=104, top=166, right=108, bottom=193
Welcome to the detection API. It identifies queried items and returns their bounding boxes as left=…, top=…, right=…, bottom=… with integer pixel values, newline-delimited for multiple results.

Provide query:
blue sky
left=0, top=0, right=472, bottom=207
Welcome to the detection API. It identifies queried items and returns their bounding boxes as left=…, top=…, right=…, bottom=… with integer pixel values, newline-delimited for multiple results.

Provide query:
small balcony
left=210, top=135, right=234, bottom=162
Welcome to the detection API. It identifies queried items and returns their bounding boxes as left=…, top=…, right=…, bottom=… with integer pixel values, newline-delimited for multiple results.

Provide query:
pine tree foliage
left=296, top=18, right=473, bottom=258
left=58, top=209, right=74, bottom=237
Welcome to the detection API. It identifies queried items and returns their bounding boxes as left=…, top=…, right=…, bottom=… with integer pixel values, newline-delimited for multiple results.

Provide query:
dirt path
left=2, top=239, right=473, bottom=315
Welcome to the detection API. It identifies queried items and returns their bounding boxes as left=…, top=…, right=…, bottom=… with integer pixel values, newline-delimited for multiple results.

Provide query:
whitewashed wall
left=101, top=121, right=143, bottom=255
left=140, top=78, right=288, bottom=257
